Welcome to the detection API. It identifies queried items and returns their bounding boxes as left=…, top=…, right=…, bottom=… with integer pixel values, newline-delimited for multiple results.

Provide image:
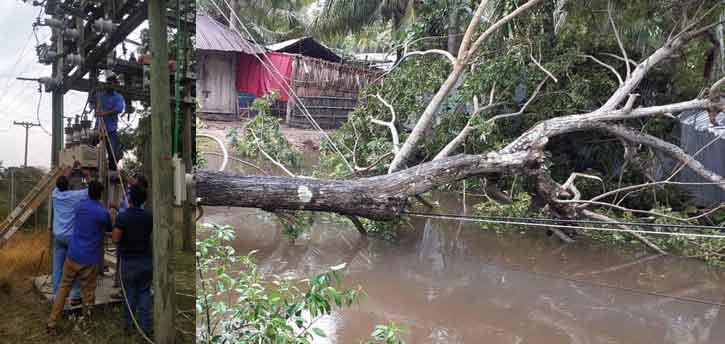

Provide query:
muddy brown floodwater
left=201, top=189, right=725, bottom=344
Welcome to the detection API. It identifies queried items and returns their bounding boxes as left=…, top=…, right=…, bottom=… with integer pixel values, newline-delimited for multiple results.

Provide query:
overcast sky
left=0, top=1, right=144, bottom=169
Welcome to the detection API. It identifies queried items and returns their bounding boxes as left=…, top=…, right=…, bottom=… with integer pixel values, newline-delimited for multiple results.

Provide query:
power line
left=13, top=120, right=42, bottom=167
left=403, top=211, right=725, bottom=239
left=35, top=89, right=51, bottom=136
left=0, top=30, right=35, bottom=106
left=204, top=2, right=354, bottom=172
left=404, top=211, right=725, bottom=232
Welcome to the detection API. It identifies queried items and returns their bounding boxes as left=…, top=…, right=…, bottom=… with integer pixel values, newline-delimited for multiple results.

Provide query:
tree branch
left=368, top=94, right=401, bottom=155
left=388, top=0, right=544, bottom=173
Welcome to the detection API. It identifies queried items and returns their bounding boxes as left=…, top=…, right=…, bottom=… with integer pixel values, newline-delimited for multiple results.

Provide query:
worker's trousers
left=47, top=259, right=98, bottom=328
left=106, top=130, right=120, bottom=171
left=51, top=237, right=81, bottom=301
left=120, top=255, right=153, bottom=333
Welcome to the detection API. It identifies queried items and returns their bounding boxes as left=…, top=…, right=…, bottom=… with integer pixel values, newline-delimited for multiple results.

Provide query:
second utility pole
left=13, top=121, right=41, bottom=167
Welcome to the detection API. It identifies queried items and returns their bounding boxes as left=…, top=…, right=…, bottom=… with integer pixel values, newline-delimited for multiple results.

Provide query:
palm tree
left=199, top=0, right=317, bottom=43
left=310, top=0, right=415, bottom=59
left=312, top=0, right=415, bottom=38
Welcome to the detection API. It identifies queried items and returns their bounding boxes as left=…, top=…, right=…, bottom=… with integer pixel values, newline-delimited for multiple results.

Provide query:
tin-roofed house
left=196, top=13, right=265, bottom=120
left=196, top=14, right=381, bottom=127
left=672, top=106, right=725, bottom=206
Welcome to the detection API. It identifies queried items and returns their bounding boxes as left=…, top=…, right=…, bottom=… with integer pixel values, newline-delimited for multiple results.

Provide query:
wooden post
left=148, top=0, right=175, bottom=342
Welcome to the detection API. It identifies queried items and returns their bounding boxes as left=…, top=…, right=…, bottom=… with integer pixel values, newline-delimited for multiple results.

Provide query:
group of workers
left=45, top=74, right=153, bottom=336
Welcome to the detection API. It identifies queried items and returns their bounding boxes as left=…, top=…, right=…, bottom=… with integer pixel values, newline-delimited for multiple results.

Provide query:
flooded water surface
left=201, top=191, right=725, bottom=344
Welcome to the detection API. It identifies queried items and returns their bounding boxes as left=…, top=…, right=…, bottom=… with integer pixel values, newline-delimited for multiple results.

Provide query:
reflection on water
left=201, top=189, right=725, bottom=344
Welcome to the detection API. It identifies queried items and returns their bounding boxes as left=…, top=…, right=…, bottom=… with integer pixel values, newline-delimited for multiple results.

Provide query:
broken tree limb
left=197, top=150, right=540, bottom=220
left=345, top=215, right=368, bottom=235
left=582, top=210, right=667, bottom=254
left=368, top=93, right=401, bottom=155
left=388, top=0, right=544, bottom=173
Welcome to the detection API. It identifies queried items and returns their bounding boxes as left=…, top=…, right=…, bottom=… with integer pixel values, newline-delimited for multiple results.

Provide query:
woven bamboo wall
left=288, top=96, right=358, bottom=129
left=287, top=55, right=380, bottom=128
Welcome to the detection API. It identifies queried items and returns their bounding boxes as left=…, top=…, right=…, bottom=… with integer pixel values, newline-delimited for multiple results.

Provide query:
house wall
left=197, top=51, right=238, bottom=121
left=677, top=120, right=725, bottom=206
left=656, top=111, right=725, bottom=207
left=287, top=55, right=380, bottom=129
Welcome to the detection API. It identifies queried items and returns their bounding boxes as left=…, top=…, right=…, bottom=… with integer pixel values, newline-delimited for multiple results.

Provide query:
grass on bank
left=0, top=229, right=196, bottom=344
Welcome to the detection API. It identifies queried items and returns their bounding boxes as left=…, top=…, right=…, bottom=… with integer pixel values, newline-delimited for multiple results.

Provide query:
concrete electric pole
left=13, top=121, right=42, bottom=167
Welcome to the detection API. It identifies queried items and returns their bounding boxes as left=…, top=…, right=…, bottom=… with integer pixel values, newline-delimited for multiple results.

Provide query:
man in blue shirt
left=113, top=185, right=153, bottom=335
left=92, top=74, right=125, bottom=172
left=50, top=168, right=87, bottom=305
left=47, top=181, right=111, bottom=335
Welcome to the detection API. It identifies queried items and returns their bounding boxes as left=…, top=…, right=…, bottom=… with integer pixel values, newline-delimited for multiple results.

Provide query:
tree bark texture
left=198, top=150, right=539, bottom=220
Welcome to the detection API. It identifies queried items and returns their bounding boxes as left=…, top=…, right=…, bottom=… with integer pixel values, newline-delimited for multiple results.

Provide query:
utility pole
left=51, top=18, right=64, bottom=168
left=180, top=0, right=194, bottom=252
left=148, top=0, right=175, bottom=342
left=13, top=121, right=42, bottom=167
left=9, top=169, right=14, bottom=213
left=49, top=12, right=65, bottom=257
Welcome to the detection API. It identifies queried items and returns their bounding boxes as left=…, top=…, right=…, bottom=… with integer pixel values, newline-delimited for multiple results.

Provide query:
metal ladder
left=0, top=167, right=62, bottom=245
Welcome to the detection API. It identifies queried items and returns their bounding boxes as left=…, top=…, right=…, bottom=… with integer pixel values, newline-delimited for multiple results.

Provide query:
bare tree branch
left=582, top=210, right=666, bottom=254
left=249, top=130, right=297, bottom=178
left=600, top=52, right=637, bottom=68
left=530, top=53, right=558, bottom=83
left=368, top=93, right=401, bottom=155
left=389, top=0, right=544, bottom=173
left=581, top=54, right=623, bottom=85
left=608, top=1, right=631, bottom=80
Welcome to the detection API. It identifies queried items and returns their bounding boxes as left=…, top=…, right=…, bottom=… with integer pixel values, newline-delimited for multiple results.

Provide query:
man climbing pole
left=91, top=74, right=125, bottom=180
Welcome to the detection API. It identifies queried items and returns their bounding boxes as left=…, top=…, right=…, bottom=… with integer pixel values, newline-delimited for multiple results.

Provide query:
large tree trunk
left=195, top=0, right=725, bottom=252
left=197, top=151, right=540, bottom=220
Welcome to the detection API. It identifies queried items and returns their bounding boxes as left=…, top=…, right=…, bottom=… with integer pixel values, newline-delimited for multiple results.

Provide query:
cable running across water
left=405, top=212, right=725, bottom=306
left=403, top=211, right=725, bottom=239
left=405, top=211, right=725, bottom=232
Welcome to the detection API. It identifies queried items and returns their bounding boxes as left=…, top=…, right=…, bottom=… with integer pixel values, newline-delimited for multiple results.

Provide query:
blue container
left=239, top=92, right=256, bottom=108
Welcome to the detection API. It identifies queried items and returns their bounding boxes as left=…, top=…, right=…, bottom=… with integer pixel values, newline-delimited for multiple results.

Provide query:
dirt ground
left=198, top=118, right=324, bottom=152
left=0, top=230, right=195, bottom=344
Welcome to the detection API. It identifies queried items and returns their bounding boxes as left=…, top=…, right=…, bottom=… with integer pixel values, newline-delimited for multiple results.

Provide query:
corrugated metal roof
left=679, top=100, right=725, bottom=137
left=196, top=14, right=264, bottom=54
left=266, top=37, right=341, bottom=63
left=266, top=37, right=305, bottom=51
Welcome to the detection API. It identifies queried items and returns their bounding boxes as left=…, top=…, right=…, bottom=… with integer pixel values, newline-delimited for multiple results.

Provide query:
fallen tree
left=198, top=0, right=725, bottom=253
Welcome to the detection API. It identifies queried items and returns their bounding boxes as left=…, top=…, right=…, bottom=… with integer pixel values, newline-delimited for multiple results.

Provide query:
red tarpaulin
left=236, top=52, right=293, bottom=101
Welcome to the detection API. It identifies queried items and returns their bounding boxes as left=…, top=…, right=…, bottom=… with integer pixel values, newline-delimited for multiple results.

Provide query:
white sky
left=0, top=1, right=145, bottom=169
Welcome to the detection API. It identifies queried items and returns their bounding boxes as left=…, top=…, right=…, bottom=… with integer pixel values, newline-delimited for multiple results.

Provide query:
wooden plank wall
left=197, top=51, right=237, bottom=120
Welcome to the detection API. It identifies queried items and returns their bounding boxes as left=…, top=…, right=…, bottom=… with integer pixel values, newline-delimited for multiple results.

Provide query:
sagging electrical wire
left=202, top=2, right=355, bottom=172
left=403, top=211, right=725, bottom=239
left=36, top=88, right=51, bottom=136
